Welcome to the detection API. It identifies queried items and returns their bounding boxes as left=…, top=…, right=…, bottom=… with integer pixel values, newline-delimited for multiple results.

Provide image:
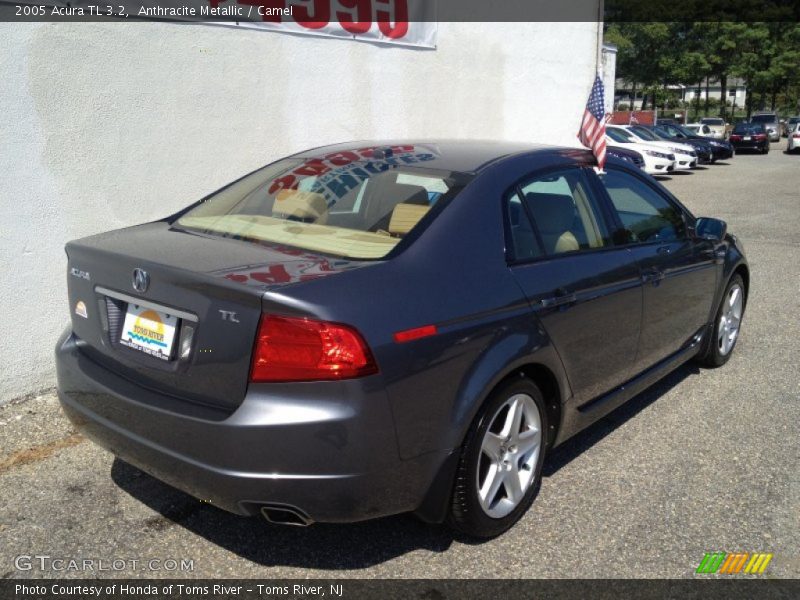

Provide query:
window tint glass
left=175, top=150, right=471, bottom=259
left=600, top=170, right=686, bottom=243
left=519, top=169, right=610, bottom=256
left=629, top=127, right=660, bottom=141
left=506, top=193, right=543, bottom=261
left=733, top=123, right=764, bottom=134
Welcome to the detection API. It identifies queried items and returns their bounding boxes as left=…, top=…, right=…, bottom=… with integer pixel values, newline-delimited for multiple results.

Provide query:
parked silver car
left=750, top=112, right=781, bottom=142
left=784, top=116, right=800, bottom=137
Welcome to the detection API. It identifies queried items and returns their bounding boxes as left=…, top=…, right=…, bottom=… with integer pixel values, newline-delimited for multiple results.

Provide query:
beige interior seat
left=273, top=190, right=328, bottom=224
left=388, top=203, right=430, bottom=236
left=525, top=192, right=579, bottom=254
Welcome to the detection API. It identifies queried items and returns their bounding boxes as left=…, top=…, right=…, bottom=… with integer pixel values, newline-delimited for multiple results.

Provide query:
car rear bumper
left=55, top=329, right=448, bottom=523
left=731, top=141, right=768, bottom=151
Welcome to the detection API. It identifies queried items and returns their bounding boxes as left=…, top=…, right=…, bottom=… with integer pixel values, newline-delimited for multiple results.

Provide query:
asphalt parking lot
left=1, top=142, right=798, bottom=580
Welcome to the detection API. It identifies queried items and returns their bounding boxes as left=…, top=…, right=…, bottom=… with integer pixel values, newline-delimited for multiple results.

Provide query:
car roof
left=288, top=139, right=589, bottom=174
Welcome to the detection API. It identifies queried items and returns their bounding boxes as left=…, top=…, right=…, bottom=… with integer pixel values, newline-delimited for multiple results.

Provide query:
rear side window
left=508, top=169, right=611, bottom=259
left=599, top=169, right=686, bottom=243
left=506, top=194, right=544, bottom=261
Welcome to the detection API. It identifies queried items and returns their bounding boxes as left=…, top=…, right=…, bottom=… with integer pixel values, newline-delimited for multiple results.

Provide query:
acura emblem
left=132, top=268, right=150, bottom=293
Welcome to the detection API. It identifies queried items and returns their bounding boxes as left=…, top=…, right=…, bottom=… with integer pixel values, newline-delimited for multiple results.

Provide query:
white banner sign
left=56, top=1, right=438, bottom=48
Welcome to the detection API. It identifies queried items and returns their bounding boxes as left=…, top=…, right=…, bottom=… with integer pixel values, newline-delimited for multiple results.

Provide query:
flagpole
left=595, top=0, right=604, bottom=78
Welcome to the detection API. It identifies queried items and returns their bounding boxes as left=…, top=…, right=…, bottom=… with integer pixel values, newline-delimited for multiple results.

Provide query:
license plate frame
left=119, top=304, right=179, bottom=361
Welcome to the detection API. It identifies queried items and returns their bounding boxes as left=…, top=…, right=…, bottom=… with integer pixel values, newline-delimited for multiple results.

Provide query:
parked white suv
left=698, top=118, right=727, bottom=139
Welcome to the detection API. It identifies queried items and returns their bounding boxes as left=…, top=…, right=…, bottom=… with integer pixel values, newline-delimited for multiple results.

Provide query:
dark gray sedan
left=56, top=140, right=748, bottom=538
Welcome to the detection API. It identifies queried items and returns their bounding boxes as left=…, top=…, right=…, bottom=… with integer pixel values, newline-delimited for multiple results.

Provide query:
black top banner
left=2, top=0, right=800, bottom=23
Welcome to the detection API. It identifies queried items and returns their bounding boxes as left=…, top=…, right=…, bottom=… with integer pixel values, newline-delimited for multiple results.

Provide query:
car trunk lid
left=65, top=221, right=370, bottom=412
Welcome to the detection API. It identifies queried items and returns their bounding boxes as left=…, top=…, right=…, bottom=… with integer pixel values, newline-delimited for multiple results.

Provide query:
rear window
left=701, top=118, right=724, bottom=125
left=733, top=123, right=764, bottom=134
left=175, top=147, right=470, bottom=259
left=750, top=114, right=777, bottom=123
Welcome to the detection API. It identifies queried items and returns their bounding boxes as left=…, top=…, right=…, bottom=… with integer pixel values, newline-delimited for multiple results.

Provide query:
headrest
left=387, top=184, right=429, bottom=206
left=524, top=192, right=575, bottom=233
left=388, top=203, right=430, bottom=235
left=273, top=190, right=327, bottom=220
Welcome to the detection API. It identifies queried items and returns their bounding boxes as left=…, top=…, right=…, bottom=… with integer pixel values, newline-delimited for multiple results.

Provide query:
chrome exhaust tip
left=260, top=504, right=313, bottom=527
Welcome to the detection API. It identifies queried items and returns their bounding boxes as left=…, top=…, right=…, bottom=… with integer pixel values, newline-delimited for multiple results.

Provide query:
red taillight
left=250, top=315, right=378, bottom=382
left=793, top=133, right=800, bottom=139
left=754, top=133, right=767, bottom=140
left=729, top=135, right=742, bottom=141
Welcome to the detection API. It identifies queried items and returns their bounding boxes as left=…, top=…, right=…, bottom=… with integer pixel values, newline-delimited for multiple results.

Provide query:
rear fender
left=450, top=314, right=571, bottom=452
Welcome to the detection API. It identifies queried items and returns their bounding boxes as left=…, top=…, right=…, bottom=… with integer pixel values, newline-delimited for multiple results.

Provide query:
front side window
left=175, top=147, right=470, bottom=259
left=599, top=169, right=686, bottom=244
left=514, top=169, right=611, bottom=256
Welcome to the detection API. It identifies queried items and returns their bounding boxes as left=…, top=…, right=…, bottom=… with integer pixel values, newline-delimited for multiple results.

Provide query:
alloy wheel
left=476, top=393, right=542, bottom=518
left=718, top=283, right=743, bottom=356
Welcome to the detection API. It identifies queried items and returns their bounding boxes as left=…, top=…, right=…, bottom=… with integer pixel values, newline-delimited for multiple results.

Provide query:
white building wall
left=0, top=20, right=601, bottom=403
left=601, top=43, right=617, bottom=115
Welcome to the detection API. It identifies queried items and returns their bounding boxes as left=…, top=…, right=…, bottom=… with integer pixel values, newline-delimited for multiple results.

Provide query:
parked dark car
left=630, top=125, right=715, bottom=164
left=56, top=141, right=749, bottom=538
left=729, top=123, right=770, bottom=153
left=657, top=122, right=735, bottom=160
left=607, top=145, right=646, bottom=170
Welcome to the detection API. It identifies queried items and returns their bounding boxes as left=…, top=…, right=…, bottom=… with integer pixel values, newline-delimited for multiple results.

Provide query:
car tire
left=697, top=274, right=746, bottom=368
left=448, top=376, right=547, bottom=539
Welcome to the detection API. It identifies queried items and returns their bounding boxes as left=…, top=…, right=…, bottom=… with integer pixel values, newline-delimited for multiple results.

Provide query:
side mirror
left=695, top=217, right=727, bottom=241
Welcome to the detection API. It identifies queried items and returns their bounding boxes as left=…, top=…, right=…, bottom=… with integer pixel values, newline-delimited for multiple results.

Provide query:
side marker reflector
left=394, top=325, right=437, bottom=344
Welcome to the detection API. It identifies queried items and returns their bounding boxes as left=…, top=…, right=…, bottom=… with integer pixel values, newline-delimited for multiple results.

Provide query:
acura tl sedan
left=56, top=141, right=748, bottom=538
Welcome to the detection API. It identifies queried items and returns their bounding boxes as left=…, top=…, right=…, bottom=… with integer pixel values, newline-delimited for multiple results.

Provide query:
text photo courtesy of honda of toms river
left=56, top=141, right=748, bottom=538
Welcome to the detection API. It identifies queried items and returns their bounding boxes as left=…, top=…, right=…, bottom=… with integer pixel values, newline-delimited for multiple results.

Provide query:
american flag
left=577, top=75, right=607, bottom=170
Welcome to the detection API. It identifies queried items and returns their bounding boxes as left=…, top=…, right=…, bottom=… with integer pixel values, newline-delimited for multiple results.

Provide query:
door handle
left=540, top=289, right=577, bottom=308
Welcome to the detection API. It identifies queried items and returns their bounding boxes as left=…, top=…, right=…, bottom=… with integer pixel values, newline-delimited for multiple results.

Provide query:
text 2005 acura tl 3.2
left=57, top=141, right=748, bottom=538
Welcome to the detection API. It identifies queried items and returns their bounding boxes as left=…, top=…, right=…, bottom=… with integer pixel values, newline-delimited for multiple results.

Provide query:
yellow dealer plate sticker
left=119, top=304, right=178, bottom=361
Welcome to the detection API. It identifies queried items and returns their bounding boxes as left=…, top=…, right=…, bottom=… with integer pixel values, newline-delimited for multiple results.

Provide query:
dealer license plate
left=119, top=304, right=178, bottom=361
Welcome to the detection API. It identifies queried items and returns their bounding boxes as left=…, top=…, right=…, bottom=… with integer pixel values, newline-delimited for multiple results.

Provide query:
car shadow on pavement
left=110, top=361, right=699, bottom=569
left=110, top=459, right=456, bottom=569
left=543, top=361, right=698, bottom=477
